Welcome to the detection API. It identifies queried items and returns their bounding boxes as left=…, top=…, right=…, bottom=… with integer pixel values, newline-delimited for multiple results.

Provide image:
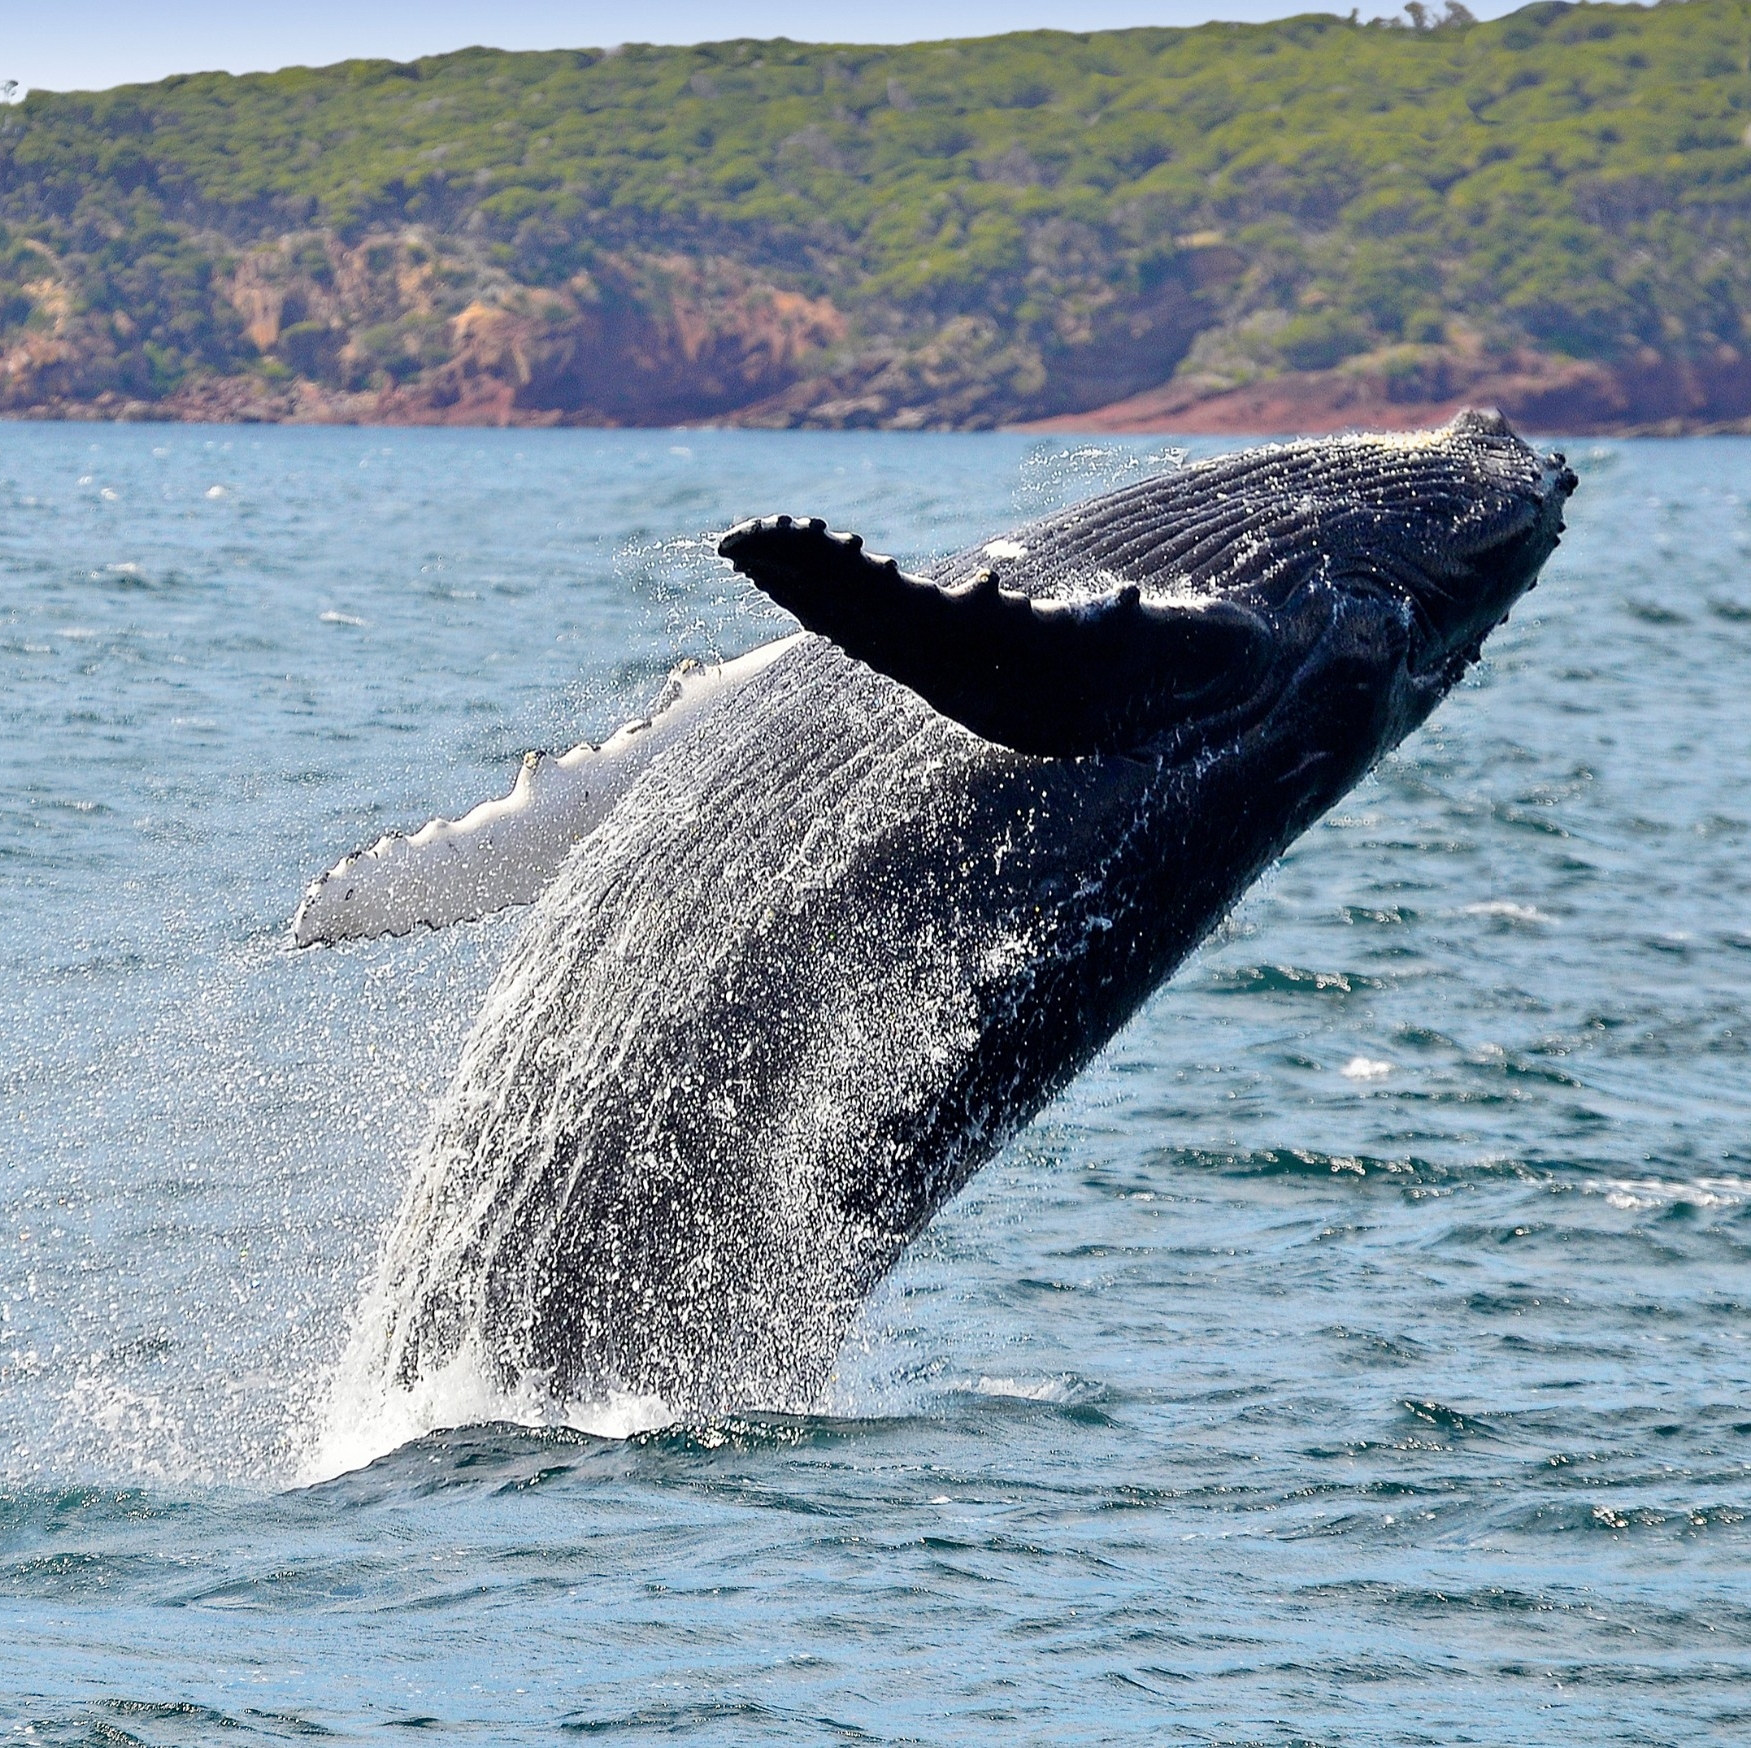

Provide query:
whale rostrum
left=300, top=412, right=1576, bottom=1419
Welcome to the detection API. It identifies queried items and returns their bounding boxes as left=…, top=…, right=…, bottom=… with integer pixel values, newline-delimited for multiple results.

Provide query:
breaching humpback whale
left=297, top=412, right=1575, bottom=1417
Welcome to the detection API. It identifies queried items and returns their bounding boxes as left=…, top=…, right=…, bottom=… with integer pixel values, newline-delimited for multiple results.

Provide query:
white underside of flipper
left=291, top=634, right=804, bottom=948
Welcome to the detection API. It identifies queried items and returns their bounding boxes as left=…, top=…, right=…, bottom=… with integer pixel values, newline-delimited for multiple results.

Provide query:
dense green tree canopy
left=0, top=2, right=1744, bottom=423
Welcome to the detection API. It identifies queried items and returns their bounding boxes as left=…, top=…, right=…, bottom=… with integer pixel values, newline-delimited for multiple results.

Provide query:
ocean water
left=1, top=421, right=1747, bottom=1745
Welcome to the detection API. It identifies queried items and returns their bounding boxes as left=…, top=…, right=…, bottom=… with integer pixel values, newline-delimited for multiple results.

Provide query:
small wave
left=319, top=610, right=367, bottom=628
left=1623, top=598, right=1689, bottom=626
left=561, top=1697, right=793, bottom=1736
left=1463, top=900, right=1555, bottom=925
left=1340, top=1056, right=1393, bottom=1081
left=967, top=1372, right=1103, bottom=1406
left=1206, top=963, right=1382, bottom=997
left=631, top=1411, right=878, bottom=1455
left=1581, top=1175, right=1751, bottom=1212
left=1398, top=1397, right=1497, bottom=1440
left=1504, top=1498, right=1747, bottom=1539
left=308, top=1408, right=884, bottom=1497
left=299, top=1337, right=675, bottom=1484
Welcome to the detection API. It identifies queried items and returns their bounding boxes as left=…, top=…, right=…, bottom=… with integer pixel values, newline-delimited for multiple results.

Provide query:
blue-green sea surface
left=1, top=424, right=1746, bottom=1745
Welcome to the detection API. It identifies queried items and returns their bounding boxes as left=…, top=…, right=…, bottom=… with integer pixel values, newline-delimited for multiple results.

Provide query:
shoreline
left=4, top=403, right=1744, bottom=438
left=6, top=362, right=1745, bottom=441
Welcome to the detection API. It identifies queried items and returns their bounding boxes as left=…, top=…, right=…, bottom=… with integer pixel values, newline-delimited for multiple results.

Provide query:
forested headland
left=1, top=0, right=1745, bottom=432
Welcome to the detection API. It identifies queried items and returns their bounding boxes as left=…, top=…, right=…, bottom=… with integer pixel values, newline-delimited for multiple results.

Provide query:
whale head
left=1108, top=409, right=1581, bottom=828
left=719, top=411, right=1576, bottom=763
left=1299, top=409, right=1577, bottom=693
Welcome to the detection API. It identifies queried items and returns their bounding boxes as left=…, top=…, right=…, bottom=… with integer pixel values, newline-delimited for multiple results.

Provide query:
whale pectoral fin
left=291, top=634, right=805, bottom=948
left=718, top=517, right=1269, bottom=758
left=293, top=743, right=604, bottom=949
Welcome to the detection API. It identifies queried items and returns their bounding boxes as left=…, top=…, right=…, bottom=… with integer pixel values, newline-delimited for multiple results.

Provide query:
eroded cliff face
left=0, top=223, right=1243, bottom=431
left=407, top=260, right=846, bottom=426
left=0, top=231, right=851, bottom=427
left=730, top=243, right=1243, bottom=431
left=1, top=224, right=1742, bottom=437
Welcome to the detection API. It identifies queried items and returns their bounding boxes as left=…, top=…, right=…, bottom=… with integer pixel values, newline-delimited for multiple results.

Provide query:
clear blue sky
left=8, top=1, right=1536, bottom=97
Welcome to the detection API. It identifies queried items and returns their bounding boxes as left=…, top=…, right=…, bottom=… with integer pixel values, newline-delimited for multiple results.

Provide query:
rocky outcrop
left=387, top=258, right=844, bottom=427
left=0, top=230, right=845, bottom=427
left=734, top=243, right=1242, bottom=431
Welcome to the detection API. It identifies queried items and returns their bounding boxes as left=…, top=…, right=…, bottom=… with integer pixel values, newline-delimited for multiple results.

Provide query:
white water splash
left=1341, top=1056, right=1393, bottom=1081
left=1581, top=1176, right=1751, bottom=1213
left=61, top=1370, right=215, bottom=1487
left=1464, top=900, right=1554, bottom=924
left=969, top=1373, right=1097, bottom=1405
left=298, top=1321, right=675, bottom=1484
